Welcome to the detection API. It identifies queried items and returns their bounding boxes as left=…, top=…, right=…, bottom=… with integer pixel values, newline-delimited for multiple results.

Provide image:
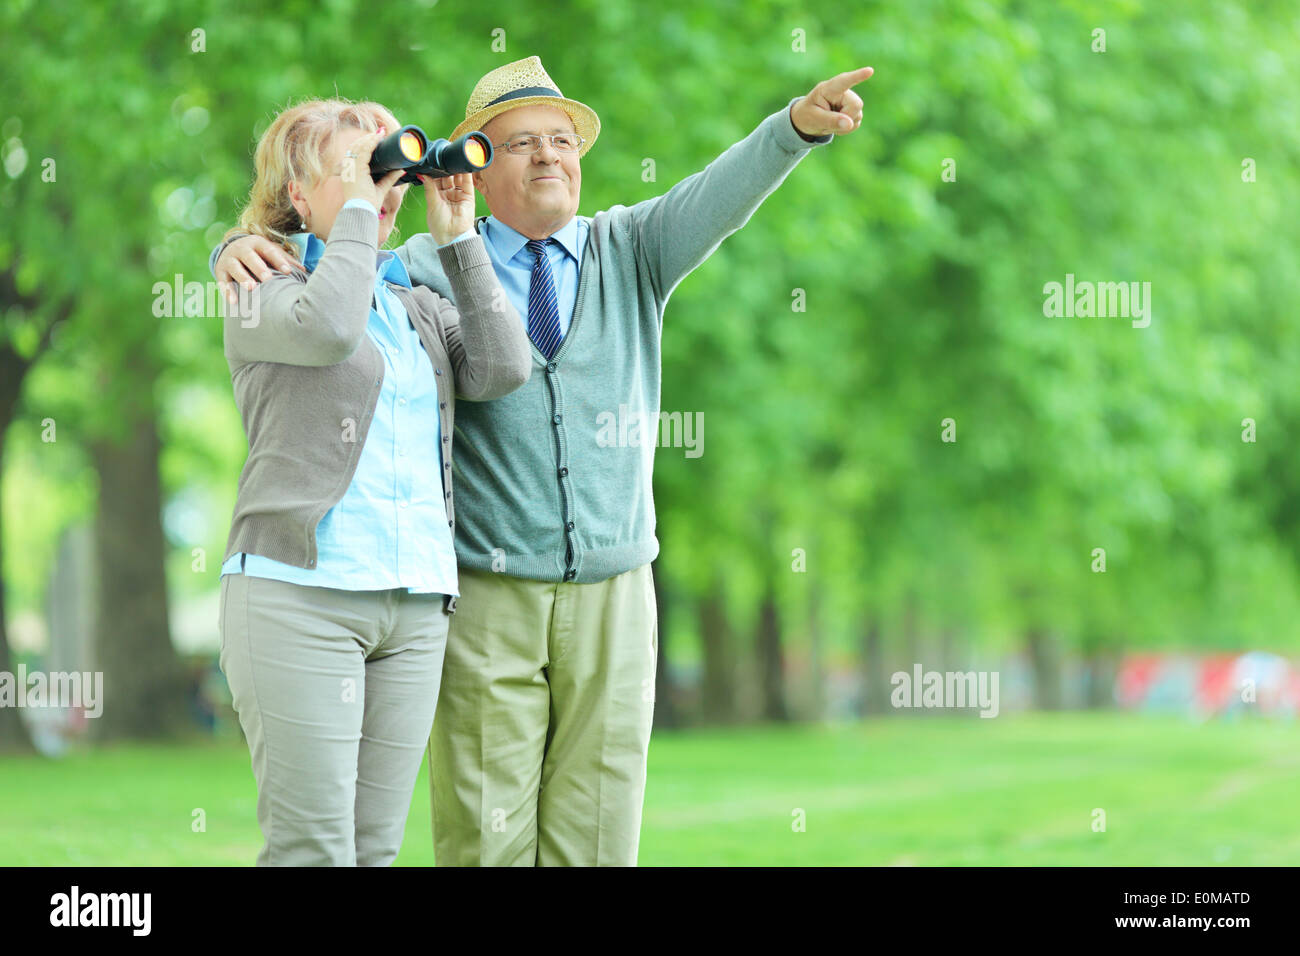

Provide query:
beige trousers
left=219, top=573, right=450, bottom=866
left=429, top=563, right=658, bottom=866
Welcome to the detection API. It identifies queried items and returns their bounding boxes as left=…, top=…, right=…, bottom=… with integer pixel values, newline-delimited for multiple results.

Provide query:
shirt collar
left=289, top=231, right=324, bottom=272
left=376, top=248, right=411, bottom=289
left=482, top=215, right=582, bottom=266
left=288, top=232, right=411, bottom=289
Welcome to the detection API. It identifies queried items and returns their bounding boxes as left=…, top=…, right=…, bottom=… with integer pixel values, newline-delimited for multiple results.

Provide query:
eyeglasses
left=494, top=133, right=585, bottom=155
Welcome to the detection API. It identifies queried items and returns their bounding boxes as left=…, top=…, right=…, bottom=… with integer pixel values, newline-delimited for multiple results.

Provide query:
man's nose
left=533, top=141, right=561, bottom=163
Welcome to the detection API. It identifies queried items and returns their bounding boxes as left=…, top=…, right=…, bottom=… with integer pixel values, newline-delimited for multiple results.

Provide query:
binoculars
left=368, top=125, right=493, bottom=184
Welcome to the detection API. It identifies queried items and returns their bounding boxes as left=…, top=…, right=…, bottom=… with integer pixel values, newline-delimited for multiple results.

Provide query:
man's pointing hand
left=790, top=66, right=873, bottom=139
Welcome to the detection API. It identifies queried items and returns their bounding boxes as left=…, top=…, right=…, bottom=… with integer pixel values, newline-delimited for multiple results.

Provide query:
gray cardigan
left=221, top=204, right=531, bottom=570
left=396, top=99, right=831, bottom=582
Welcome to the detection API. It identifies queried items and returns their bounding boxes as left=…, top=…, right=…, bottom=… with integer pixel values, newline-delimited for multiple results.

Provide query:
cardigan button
left=552, top=414, right=562, bottom=425
left=546, top=362, right=557, bottom=373
left=435, top=368, right=443, bottom=375
left=440, top=402, right=447, bottom=409
left=567, top=521, right=575, bottom=531
left=563, top=569, right=576, bottom=581
left=558, top=467, right=568, bottom=477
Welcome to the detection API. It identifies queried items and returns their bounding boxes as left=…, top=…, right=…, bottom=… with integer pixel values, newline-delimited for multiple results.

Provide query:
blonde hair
left=229, top=97, right=399, bottom=257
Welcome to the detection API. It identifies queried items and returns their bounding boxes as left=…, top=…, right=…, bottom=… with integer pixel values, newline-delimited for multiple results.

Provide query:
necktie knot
left=526, top=238, right=551, bottom=258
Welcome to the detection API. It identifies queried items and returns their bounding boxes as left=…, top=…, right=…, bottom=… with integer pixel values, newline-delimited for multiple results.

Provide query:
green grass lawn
left=3, top=712, right=1298, bottom=865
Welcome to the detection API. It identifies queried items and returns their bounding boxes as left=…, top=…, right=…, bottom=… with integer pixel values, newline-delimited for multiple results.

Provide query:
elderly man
left=214, top=56, right=870, bottom=866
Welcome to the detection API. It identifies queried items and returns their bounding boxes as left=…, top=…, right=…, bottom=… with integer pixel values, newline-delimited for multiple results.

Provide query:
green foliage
left=2, top=0, right=1298, bottom=667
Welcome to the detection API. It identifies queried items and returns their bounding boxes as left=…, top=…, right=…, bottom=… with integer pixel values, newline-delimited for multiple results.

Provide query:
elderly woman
left=217, top=98, right=529, bottom=866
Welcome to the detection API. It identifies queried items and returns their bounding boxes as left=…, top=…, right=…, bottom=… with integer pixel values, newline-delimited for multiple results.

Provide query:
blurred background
left=2, top=0, right=1299, bottom=864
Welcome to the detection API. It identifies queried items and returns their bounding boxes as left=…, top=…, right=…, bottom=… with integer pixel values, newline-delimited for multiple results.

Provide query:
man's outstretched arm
left=630, top=66, right=872, bottom=304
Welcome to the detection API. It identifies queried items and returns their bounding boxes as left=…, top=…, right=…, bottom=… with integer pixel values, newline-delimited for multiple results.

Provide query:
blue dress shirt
left=222, top=198, right=458, bottom=595
left=447, top=215, right=588, bottom=337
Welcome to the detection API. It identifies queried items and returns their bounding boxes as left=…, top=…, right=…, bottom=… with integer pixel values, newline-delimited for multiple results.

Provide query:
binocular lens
left=463, top=139, right=488, bottom=168
left=399, top=131, right=425, bottom=161
left=369, top=125, right=430, bottom=181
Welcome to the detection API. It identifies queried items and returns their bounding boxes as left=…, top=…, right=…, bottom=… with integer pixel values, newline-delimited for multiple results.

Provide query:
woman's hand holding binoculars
left=340, top=127, right=405, bottom=213
left=421, top=172, right=476, bottom=247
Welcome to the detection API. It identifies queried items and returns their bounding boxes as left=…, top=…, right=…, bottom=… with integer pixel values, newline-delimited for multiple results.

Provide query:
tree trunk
left=1025, top=628, right=1062, bottom=711
left=1083, top=639, right=1120, bottom=709
left=0, top=437, right=35, bottom=753
left=755, top=580, right=788, bottom=721
left=939, top=627, right=956, bottom=673
left=806, top=586, right=826, bottom=721
left=698, top=584, right=735, bottom=724
left=89, top=414, right=189, bottom=740
left=650, top=556, right=678, bottom=730
left=2, top=268, right=69, bottom=751
left=902, top=595, right=919, bottom=672
left=0, top=332, right=38, bottom=753
left=859, top=617, right=886, bottom=715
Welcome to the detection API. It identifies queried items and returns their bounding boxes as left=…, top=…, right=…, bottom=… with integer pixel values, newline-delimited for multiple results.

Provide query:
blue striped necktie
left=526, top=238, right=563, bottom=359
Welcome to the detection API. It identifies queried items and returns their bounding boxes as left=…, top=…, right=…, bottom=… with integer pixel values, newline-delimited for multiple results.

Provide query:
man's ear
left=472, top=171, right=488, bottom=198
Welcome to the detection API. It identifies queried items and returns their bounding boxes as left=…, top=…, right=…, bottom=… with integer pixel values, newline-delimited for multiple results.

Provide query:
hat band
left=484, top=86, right=562, bottom=108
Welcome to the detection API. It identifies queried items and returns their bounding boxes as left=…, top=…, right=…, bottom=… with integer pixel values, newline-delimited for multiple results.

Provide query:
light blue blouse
left=221, top=200, right=458, bottom=595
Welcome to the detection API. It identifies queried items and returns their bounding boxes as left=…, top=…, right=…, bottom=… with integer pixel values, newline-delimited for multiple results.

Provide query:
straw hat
left=450, top=56, right=600, bottom=157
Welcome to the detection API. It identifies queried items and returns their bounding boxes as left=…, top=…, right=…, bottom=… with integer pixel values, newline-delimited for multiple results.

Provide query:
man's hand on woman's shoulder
left=216, top=236, right=304, bottom=304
